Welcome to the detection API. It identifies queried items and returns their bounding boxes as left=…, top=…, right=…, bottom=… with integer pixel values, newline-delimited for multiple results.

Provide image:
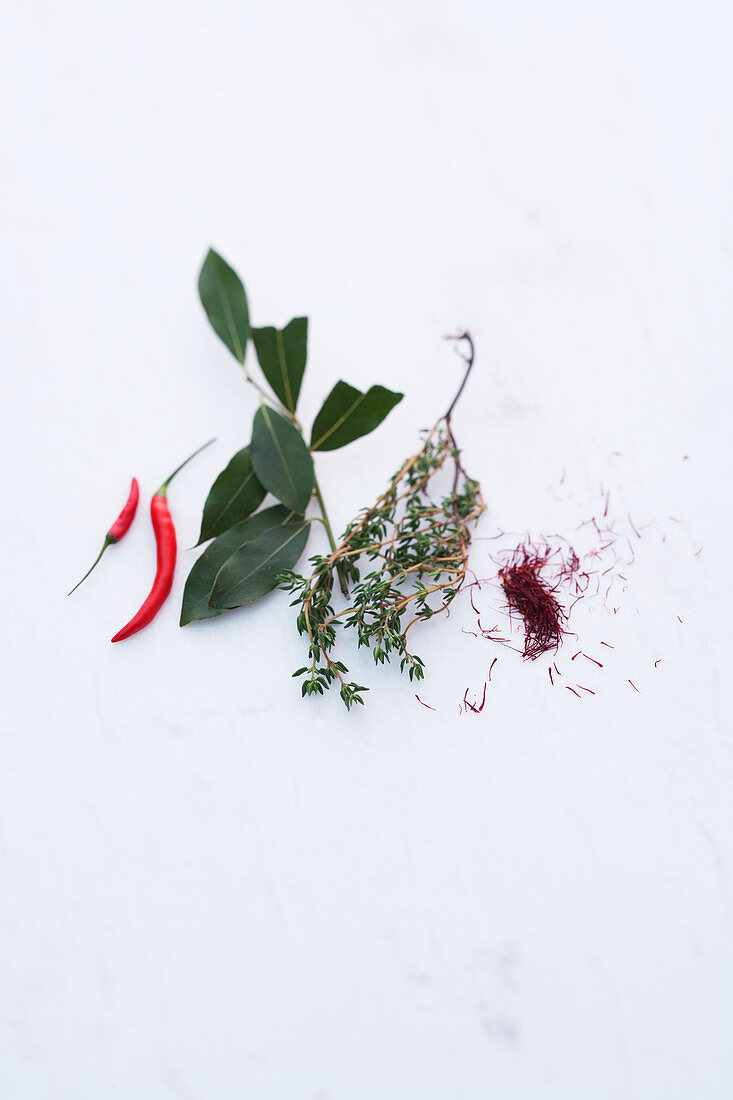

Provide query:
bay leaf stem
left=313, top=474, right=349, bottom=597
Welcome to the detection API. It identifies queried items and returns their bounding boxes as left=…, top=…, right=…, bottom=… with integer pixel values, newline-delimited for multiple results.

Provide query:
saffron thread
left=463, top=683, right=487, bottom=713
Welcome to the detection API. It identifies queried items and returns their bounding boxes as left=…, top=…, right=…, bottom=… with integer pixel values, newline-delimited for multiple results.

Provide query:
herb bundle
left=184, top=249, right=483, bottom=708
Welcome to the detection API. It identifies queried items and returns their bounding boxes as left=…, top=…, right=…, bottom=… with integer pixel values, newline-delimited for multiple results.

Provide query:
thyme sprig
left=280, top=334, right=484, bottom=709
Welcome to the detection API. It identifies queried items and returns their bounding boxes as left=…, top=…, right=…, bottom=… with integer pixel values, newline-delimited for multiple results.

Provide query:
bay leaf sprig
left=184, top=248, right=483, bottom=710
left=182, top=248, right=402, bottom=626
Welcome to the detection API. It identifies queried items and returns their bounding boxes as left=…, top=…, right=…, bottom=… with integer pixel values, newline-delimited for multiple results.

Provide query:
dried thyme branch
left=279, top=333, right=485, bottom=709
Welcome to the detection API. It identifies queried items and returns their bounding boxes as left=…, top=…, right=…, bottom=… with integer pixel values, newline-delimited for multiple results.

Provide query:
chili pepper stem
left=68, top=534, right=115, bottom=595
left=156, top=438, right=216, bottom=496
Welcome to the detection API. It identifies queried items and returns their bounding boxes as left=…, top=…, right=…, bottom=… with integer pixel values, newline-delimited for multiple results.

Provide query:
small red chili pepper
left=68, top=477, right=140, bottom=595
left=111, top=440, right=214, bottom=643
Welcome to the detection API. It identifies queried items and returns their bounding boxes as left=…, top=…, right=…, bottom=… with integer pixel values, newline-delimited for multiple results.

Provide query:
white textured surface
left=1, top=1, right=731, bottom=1097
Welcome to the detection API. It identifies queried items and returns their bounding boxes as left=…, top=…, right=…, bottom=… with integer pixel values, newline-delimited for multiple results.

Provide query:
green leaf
left=252, top=318, right=308, bottom=413
left=181, top=506, right=298, bottom=624
left=310, top=382, right=403, bottom=451
left=250, top=406, right=314, bottom=514
left=198, top=248, right=250, bottom=364
left=196, top=446, right=266, bottom=546
left=209, top=514, right=310, bottom=609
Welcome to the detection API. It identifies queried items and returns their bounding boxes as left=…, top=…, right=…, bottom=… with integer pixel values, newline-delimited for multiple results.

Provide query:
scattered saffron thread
left=571, top=650, right=581, bottom=661
left=628, top=680, right=640, bottom=693
left=628, top=514, right=641, bottom=539
left=600, top=641, right=615, bottom=648
left=548, top=667, right=554, bottom=686
left=565, top=686, right=581, bottom=698
left=488, top=657, right=498, bottom=682
left=463, top=683, right=487, bottom=713
left=654, top=659, right=661, bottom=667
left=415, top=694, right=436, bottom=711
left=577, top=685, right=595, bottom=695
left=583, top=653, right=603, bottom=668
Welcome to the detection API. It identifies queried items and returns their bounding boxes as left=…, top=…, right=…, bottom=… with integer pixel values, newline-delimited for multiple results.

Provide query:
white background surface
left=1, top=1, right=732, bottom=1096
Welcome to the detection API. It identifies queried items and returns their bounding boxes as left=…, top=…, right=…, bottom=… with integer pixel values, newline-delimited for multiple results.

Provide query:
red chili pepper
left=111, top=440, right=214, bottom=643
left=68, top=477, right=140, bottom=595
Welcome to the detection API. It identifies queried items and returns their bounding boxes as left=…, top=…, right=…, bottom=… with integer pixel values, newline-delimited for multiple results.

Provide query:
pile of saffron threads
left=498, top=545, right=567, bottom=660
